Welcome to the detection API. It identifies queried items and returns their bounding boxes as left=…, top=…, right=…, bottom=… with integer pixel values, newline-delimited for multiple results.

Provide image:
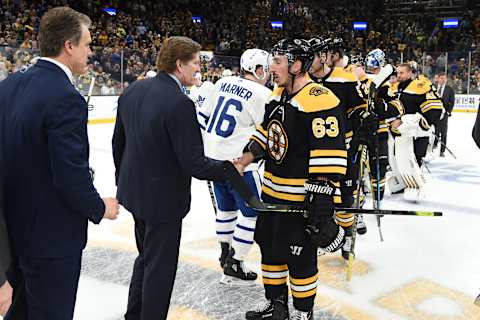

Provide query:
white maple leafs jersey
left=199, top=76, right=272, bottom=165
left=187, top=81, right=215, bottom=109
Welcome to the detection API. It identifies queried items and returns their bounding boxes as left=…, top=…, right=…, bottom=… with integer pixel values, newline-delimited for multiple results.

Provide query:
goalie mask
left=240, top=48, right=269, bottom=80
left=365, top=49, right=385, bottom=70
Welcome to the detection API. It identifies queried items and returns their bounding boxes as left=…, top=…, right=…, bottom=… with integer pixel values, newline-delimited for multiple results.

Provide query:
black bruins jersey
left=357, top=76, right=404, bottom=135
left=249, top=82, right=346, bottom=205
left=311, top=67, right=367, bottom=149
left=392, top=76, right=443, bottom=128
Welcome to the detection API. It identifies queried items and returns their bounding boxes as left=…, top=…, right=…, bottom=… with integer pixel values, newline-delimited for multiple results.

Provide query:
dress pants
left=125, top=215, right=182, bottom=320
left=5, top=254, right=81, bottom=320
left=434, top=116, right=449, bottom=154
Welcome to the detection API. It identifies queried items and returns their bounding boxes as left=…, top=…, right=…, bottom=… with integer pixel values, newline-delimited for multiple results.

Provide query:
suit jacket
left=438, top=84, right=455, bottom=115
left=473, top=102, right=480, bottom=149
left=0, top=59, right=105, bottom=258
left=0, top=169, right=10, bottom=286
left=113, top=72, right=225, bottom=225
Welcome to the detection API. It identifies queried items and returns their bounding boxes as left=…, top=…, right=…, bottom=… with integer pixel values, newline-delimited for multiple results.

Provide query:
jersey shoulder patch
left=405, top=77, right=431, bottom=95
left=326, top=67, right=357, bottom=83
left=292, top=83, right=340, bottom=113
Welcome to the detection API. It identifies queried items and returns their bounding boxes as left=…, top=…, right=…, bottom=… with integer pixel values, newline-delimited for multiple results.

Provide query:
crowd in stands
left=0, top=0, right=479, bottom=94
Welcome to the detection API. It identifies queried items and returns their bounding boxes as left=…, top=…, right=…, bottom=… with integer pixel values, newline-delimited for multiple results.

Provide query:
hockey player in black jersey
left=393, top=63, right=443, bottom=165
left=355, top=49, right=404, bottom=207
left=235, top=39, right=347, bottom=320
left=386, top=62, right=443, bottom=200
left=308, top=37, right=366, bottom=254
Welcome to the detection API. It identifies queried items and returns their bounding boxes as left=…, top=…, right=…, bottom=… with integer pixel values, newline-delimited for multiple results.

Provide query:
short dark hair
left=437, top=72, right=446, bottom=77
left=39, top=7, right=91, bottom=57
left=156, top=37, right=201, bottom=74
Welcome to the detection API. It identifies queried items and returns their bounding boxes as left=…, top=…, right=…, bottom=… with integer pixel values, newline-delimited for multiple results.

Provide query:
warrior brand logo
left=309, top=87, right=327, bottom=96
left=304, top=183, right=334, bottom=195
left=290, top=246, right=303, bottom=256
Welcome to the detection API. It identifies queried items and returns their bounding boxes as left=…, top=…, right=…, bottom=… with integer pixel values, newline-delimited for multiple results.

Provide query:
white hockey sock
left=232, top=215, right=257, bottom=261
left=216, top=210, right=237, bottom=244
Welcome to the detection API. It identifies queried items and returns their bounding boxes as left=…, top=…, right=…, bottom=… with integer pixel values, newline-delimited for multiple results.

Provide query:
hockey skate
left=290, top=309, right=313, bottom=320
left=219, top=242, right=230, bottom=268
left=341, top=235, right=353, bottom=261
left=356, top=214, right=367, bottom=235
left=221, top=248, right=257, bottom=286
left=475, top=293, right=480, bottom=307
left=245, top=295, right=289, bottom=320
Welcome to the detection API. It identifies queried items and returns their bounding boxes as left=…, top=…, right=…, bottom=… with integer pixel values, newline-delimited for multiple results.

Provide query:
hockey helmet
left=308, top=37, right=328, bottom=54
left=222, top=69, right=233, bottom=77
left=408, top=60, right=419, bottom=73
left=349, top=53, right=364, bottom=66
left=323, top=37, right=345, bottom=53
left=240, top=48, right=269, bottom=80
left=270, top=38, right=314, bottom=73
left=365, top=49, right=385, bottom=69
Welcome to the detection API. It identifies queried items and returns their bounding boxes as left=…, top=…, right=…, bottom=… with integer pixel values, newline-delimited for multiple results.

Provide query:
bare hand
left=0, top=280, right=12, bottom=317
left=390, top=119, right=402, bottom=129
left=233, top=158, right=246, bottom=176
left=102, top=197, right=119, bottom=220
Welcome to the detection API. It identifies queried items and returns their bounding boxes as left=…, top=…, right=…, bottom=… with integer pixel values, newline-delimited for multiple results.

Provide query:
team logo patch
left=267, top=119, right=288, bottom=164
left=309, top=86, right=327, bottom=96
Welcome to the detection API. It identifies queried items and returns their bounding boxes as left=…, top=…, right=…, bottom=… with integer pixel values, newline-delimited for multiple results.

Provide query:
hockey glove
left=351, top=111, right=377, bottom=152
left=304, top=180, right=345, bottom=252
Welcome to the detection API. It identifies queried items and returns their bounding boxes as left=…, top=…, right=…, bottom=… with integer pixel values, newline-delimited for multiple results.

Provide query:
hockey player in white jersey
left=199, top=48, right=272, bottom=284
left=187, top=72, right=215, bottom=110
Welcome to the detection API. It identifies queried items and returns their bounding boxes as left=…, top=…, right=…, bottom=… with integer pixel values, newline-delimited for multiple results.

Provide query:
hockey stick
left=365, top=67, right=394, bottom=242
left=222, top=163, right=443, bottom=217
left=346, top=145, right=367, bottom=281
left=86, top=76, right=95, bottom=106
left=433, top=134, right=457, bottom=159
left=207, top=181, right=217, bottom=214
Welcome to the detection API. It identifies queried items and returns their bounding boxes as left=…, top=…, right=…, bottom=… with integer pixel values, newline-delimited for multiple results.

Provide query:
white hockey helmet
left=222, top=69, right=233, bottom=77
left=365, top=49, right=385, bottom=69
left=145, top=70, right=157, bottom=78
left=240, top=48, right=269, bottom=80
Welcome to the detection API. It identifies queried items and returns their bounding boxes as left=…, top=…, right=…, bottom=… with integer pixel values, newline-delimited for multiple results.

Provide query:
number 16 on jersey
left=207, top=96, right=243, bottom=138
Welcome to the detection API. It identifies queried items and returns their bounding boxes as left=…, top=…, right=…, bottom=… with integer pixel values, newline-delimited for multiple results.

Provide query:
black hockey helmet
left=349, top=53, right=364, bottom=66
left=308, top=37, right=328, bottom=54
left=324, top=37, right=345, bottom=54
left=270, top=38, right=314, bottom=73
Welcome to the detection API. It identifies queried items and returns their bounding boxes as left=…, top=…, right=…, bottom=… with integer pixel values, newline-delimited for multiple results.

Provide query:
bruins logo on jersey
left=267, top=120, right=288, bottom=164
left=309, top=86, right=327, bottom=96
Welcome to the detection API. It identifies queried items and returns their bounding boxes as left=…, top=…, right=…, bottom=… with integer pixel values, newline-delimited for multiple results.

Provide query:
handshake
left=102, top=197, right=120, bottom=220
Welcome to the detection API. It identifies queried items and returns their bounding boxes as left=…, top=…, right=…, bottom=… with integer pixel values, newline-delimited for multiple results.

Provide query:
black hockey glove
left=351, top=111, right=377, bottom=152
left=304, top=180, right=345, bottom=252
left=373, top=98, right=388, bottom=119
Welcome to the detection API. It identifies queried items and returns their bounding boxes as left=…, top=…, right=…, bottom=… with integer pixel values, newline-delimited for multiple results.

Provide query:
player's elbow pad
left=243, top=140, right=266, bottom=161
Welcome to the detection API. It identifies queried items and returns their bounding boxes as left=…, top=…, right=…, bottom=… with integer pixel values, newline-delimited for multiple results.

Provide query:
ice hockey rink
left=68, top=112, right=480, bottom=320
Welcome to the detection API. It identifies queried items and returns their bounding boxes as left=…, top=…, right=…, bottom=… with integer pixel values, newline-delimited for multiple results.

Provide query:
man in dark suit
left=473, top=101, right=480, bottom=149
left=113, top=37, right=238, bottom=320
left=0, top=7, right=119, bottom=320
left=0, top=167, right=12, bottom=317
left=434, top=73, right=456, bottom=157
